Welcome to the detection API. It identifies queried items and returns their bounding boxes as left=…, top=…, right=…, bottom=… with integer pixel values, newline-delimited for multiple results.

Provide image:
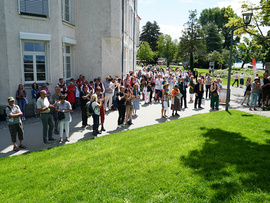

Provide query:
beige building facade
left=0, top=0, right=140, bottom=117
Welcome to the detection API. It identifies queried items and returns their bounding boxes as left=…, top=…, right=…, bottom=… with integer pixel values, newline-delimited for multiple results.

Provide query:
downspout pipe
left=121, top=0, right=125, bottom=80
left=132, top=0, right=136, bottom=73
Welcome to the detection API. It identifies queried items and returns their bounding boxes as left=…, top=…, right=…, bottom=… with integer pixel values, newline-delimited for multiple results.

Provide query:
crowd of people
left=5, top=65, right=270, bottom=151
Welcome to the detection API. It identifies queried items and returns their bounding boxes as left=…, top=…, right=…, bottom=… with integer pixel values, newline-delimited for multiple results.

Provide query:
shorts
left=262, top=89, right=270, bottom=102
left=126, top=104, right=133, bottom=111
left=8, top=123, right=24, bottom=143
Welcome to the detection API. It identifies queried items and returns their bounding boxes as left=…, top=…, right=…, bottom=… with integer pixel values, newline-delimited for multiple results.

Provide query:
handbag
left=58, top=111, right=65, bottom=121
left=24, top=97, right=28, bottom=104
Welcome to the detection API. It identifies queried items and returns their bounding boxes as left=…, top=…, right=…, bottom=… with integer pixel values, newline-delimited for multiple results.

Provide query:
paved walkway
left=0, top=87, right=268, bottom=158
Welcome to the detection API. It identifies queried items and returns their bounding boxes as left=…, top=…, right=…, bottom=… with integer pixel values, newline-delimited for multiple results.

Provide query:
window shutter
left=20, top=0, right=49, bottom=16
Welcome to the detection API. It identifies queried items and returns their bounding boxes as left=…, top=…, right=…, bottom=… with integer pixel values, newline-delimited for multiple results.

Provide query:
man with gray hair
left=37, top=90, right=56, bottom=144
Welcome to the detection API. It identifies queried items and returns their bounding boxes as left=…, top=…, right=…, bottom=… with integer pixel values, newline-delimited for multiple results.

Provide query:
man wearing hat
left=6, top=97, right=26, bottom=151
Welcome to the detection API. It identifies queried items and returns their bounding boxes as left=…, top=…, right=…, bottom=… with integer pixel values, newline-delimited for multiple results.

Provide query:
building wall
left=75, top=0, right=122, bottom=80
left=0, top=0, right=139, bottom=118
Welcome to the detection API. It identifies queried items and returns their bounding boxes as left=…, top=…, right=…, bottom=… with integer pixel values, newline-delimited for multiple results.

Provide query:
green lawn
left=1, top=110, right=270, bottom=202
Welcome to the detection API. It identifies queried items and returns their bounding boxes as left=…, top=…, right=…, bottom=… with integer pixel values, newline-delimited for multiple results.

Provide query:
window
left=63, top=45, right=73, bottom=80
left=19, top=0, right=49, bottom=17
left=62, top=0, right=75, bottom=25
left=23, top=42, right=47, bottom=82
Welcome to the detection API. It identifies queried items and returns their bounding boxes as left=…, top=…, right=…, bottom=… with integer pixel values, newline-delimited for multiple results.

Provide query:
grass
left=1, top=110, right=270, bottom=202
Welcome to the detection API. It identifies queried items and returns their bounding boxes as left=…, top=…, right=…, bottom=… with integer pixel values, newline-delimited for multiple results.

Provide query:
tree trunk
left=241, top=61, right=245, bottom=69
left=189, top=52, right=194, bottom=72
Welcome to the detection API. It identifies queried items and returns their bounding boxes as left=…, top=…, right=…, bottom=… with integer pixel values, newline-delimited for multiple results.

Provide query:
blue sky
left=138, top=0, right=261, bottom=40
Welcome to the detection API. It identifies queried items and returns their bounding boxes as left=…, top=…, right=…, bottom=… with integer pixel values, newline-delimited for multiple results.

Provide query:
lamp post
left=225, top=11, right=253, bottom=111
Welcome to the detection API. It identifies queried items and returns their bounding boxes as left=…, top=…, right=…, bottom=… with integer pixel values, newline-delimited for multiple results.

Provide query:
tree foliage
left=237, top=37, right=261, bottom=68
left=156, top=34, right=176, bottom=66
left=226, top=1, right=270, bottom=62
left=204, top=23, right=223, bottom=53
left=199, top=7, right=240, bottom=49
left=139, top=21, right=162, bottom=52
left=178, top=10, right=206, bottom=71
left=137, top=41, right=154, bottom=63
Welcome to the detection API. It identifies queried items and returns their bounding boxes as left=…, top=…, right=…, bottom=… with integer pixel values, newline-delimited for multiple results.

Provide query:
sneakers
left=66, top=138, right=70, bottom=142
left=60, top=138, right=63, bottom=143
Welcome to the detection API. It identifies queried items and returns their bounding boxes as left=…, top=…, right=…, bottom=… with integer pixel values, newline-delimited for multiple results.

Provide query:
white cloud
left=214, top=0, right=261, bottom=16
left=177, top=0, right=204, bottom=5
left=138, top=0, right=158, bottom=5
left=159, top=24, right=184, bottom=41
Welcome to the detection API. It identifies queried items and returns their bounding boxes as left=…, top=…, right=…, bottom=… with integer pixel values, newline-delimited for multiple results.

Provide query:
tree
left=137, top=41, right=154, bottom=64
left=204, top=23, right=223, bottom=53
left=199, top=7, right=240, bottom=50
left=139, top=21, right=162, bottom=52
left=237, top=37, right=261, bottom=68
left=156, top=34, right=176, bottom=66
left=178, top=10, right=206, bottom=71
left=207, top=50, right=223, bottom=68
left=225, top=1, right=270, bottom=44
left=207, top=49, right=231, bottom=69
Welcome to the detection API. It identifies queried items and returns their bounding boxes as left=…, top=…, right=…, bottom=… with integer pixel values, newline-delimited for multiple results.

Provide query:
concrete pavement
left=0, top=86, right=269, bottom=158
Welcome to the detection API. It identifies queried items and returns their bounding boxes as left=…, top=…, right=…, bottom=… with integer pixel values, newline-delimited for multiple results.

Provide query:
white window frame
left=62, top=37, right=77, bottom=81
left=20, top=32, right=51, bottom=85
left=62, top=0, right=75, bottom=25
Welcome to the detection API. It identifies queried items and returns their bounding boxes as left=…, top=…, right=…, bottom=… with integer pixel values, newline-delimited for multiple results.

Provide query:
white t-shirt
left=92, top=101, right=100, bottom=115
left=37, top=97, right=50, bottom=113
left=155, top=79, right=162, bottom=90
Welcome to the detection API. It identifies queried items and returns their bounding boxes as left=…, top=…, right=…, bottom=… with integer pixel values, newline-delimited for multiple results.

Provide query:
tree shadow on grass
left=181, top=128, right=270, bottom=202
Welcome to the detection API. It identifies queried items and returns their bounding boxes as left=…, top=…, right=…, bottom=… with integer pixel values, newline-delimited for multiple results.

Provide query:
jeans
left=17, top=98, right=26, bottom=117
left=250, top=93, right=258, bottom=107
left=33, top=99, right=38, bottom=115
left=181, top=92, right=187, bottom=108
left=205, top=85, right=211, bottom=99
left=40, top=113, right=54, bottom=143
left=232, top=79, right=239, bottom=87
left=92, top=114, right=99, bottom=132
left=81, top=105, right=88, bottom=126
left=104, top=93, right=113, bottom=110
left=118, top=105, right=126, bottom=125
left=59, top=121, right=69, bottom=138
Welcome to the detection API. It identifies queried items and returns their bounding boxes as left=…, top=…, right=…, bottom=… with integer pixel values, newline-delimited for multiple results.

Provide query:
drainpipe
left=121, top=0, right=125, bottom=80
left=132, top=0, right=136, bottom=73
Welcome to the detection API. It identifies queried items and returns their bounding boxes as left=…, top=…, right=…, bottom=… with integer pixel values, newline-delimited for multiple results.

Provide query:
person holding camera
left=210, top=80, right=220, bottom=110
left=55, top=95, right=72, bottom=142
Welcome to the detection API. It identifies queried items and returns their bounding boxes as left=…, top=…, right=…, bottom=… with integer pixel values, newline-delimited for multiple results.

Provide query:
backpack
left=113, top=96, right=119, bottom=109
left=4, top=106, right=12, bottom=122
left=86, top=101, right=94, bottom=117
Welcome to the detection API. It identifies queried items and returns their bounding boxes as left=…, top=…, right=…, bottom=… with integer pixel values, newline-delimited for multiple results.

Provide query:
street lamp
left=225, top=11, right=253, bottom=111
